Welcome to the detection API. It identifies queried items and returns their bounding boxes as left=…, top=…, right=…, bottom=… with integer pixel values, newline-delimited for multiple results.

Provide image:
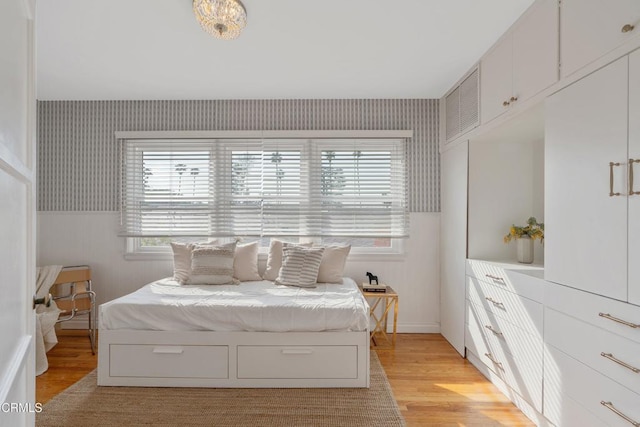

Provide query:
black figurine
left=366, top=272, right=378, bottom=285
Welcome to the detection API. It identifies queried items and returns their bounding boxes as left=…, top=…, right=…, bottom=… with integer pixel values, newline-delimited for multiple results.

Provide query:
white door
left=545, top=57, right=628, bottom=301
left=560, top=0, right=640, bottom=78
left=0, top=0, right=37, bottom=426
left=629, top=49, right=640, bottom=306
left=440, top=141, right=468, bottom=356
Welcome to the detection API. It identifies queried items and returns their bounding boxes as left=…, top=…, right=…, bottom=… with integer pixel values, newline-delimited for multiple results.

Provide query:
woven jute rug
left=37, top=352, right=405, bottom=426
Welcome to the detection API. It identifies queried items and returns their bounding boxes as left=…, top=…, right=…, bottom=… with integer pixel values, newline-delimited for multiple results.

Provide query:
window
left=120, top=132, right=409, bottom=255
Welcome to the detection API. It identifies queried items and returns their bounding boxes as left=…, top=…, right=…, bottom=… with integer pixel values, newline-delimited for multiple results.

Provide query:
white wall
left=36, top=212, right=440, bottom=333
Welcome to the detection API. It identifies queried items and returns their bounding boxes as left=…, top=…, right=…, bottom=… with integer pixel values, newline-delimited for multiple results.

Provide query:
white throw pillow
left=316, top=245, right=351, bottom=283
left=187, top=242, right=237, bottom=285
left=263, top=240, right=312, bottom=281
left=275, top=245, right=325, bottom=288
left=170, top=240, right=218, bottom=284
left=233, top=241, right=262, bottom=282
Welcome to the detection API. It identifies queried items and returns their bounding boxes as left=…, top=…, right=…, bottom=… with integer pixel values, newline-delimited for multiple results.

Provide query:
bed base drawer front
left=110, top=344, right=229, bottom=379
left=237, top=345, right=358, bottom=379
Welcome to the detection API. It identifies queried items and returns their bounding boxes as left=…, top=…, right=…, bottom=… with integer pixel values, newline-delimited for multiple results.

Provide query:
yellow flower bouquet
left=503, top=217, right=544, bottom=243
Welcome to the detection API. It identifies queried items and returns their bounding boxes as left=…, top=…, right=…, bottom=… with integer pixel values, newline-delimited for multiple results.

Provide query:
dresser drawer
left=545, top=307, right=640, bottom=395
left=466, top=259, right=544, bottom=302
left=545, top=345, right=640, bottom=427
left=110, top=344, right=229, bottom=378
left=546, top=394, right=610, bottom=427
left=467, top=300, right=542, bottom=369
left=466, top=305, right=542, bottom=410
left=237, top=345, right=358, bottom=379
left=545, top=282, right=640, bottom=345
left=467, top=275, right=543, bottom=338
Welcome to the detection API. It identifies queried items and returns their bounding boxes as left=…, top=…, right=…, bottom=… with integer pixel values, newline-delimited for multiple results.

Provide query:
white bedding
left=100, top=277, right=369, bottom=332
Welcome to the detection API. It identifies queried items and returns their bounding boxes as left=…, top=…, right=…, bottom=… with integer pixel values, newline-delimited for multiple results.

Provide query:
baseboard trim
left=395, top=323, right=440, bottom=334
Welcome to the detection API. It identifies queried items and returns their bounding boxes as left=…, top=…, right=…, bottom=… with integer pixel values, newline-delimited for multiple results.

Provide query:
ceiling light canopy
left=193, top=0, right=247, bottom=40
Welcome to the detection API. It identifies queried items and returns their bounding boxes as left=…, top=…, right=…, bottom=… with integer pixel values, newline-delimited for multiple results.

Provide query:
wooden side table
left=360, top=285, right=399, bottom=347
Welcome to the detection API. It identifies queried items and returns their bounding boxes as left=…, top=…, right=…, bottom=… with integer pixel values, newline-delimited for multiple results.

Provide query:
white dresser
left=465, top=259, right=548, bottom=424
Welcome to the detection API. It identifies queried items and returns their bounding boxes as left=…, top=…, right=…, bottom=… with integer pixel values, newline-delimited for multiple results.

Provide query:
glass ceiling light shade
left=193, top=0, right=247, bottom=40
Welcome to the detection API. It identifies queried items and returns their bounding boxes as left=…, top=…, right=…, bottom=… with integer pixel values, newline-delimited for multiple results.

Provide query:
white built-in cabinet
left=440, top=2, right=640, bottom=425
left=560, top=0, right=640, bottom=79
left=545, top=51, right=639, bottom=305
left=480, top=0, right=558, bottom=124
left=439, top=141, right=468, bottom=356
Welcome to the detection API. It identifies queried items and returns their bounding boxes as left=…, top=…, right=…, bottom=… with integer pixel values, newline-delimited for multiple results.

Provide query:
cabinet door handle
left=601, top=353, right=640, bottom=373
left=622, top=24, right=635, bottom=33
left=510, top=96, right=518, bottom=102
left=503, top=100, right=510, bottom=107
left=485, top=297, right=505, bottom=308
left=484, top=353, right=504, bottom=370
left=485, top=325, right=504, bottom=337
left=630, top=159, right=640, bottom=196
left=600, top=401, right=640, bottom=426
left=599, top=312, right=640, bottom=328
left=610, top=162, right=622, bottom=196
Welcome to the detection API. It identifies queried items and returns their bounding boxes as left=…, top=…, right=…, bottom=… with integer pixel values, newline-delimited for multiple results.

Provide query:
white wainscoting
left=36, top=212, right=440, bottom=333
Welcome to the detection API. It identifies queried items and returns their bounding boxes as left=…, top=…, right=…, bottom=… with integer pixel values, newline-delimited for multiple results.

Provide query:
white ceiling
left=36, top=0, right=535, bottom=101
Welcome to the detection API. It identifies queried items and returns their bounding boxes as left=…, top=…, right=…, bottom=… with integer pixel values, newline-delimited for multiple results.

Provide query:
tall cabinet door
left=629, top=50, right=640, bottom=306
left=440, top=141, right=468, bottom=356
left=545, top=57, right=628, bottom=301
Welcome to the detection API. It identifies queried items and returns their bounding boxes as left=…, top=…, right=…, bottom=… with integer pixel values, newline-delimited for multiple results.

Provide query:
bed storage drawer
left=237, top=345, right=358, bottom=379
left=109, top=344, right=229, bottom=378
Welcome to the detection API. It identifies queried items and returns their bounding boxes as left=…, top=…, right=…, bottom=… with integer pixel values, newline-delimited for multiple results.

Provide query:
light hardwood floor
left=37, top=331, right=533, bottom=426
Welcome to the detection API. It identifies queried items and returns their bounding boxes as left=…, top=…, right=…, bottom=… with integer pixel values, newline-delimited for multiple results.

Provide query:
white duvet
left=100, top=277, right=369, bottom=332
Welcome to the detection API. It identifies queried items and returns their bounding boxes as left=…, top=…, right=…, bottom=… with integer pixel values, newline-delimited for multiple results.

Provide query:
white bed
left=97, top=277, right=370, bottom=388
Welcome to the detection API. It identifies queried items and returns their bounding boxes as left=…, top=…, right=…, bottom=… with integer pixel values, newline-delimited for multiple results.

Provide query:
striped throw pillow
left=275, top=246, right=325, bottom=288
left=187, top=242, right=238, bottom=285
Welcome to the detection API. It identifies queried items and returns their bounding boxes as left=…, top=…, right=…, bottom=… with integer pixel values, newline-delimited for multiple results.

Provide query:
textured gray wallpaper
left=38, top=99, right=439, bottom=212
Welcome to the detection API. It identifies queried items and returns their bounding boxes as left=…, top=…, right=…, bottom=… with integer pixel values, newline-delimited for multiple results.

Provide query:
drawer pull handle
left=601, top=353, right=640, bottom=374
left=485, top=297, right=505, bottom=308
left=485, top=274, right=505, bottom=283
left=600, top=401, right=640, bottom=426
left=599, top=312, right=640, bottom=329
left=152, top=346, right=184, bottom=354
left=281, top=349, right=313, bottom=355
left=484, top=353, right=504, bottom=370
left=485, top=325, right=504, bottom=337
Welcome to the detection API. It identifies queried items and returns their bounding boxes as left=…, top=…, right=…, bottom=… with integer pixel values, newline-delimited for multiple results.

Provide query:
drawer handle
left=485, top=297, right=505, bottom=308
left=484, top=353, right=504, bottom=370
left=281, top=348, right=313, bottom=355
left=599, top=312, right=640, bottom=329
left=601, top=352, right=640, bottom=374
left=600, top=401, right=640, bottom=426
left=152, top=346, right=184, bottom=354
left=485, top=325, right=504, bottom=337
left=485, top=274, right=505, bottom=283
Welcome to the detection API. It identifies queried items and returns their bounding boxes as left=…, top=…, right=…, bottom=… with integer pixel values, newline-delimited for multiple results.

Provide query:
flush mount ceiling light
left=193, top=0, right=247, bottom=40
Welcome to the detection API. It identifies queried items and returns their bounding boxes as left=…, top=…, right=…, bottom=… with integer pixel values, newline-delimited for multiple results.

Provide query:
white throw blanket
left=35, top=265, right=63, bottom=376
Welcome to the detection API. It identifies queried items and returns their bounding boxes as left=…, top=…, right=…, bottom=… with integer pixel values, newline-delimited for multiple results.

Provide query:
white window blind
left=120, top=137, right=408, bottom=238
